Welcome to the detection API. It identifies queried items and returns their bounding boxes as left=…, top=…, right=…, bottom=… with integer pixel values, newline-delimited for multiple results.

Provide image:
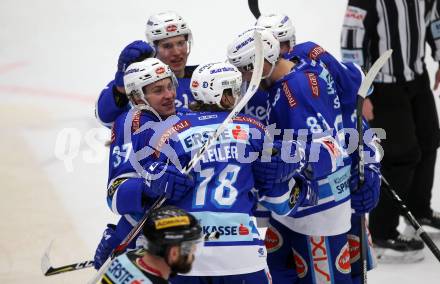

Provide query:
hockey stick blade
left=248, top=0, right=261, bottom=19
left=41, top=241, right=94, bottom=276
left=182, top=29, right=264, bottom=175
left=358, top=49, right=392, bottom=99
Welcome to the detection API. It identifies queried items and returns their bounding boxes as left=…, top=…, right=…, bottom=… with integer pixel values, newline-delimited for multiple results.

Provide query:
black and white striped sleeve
left=341, top=0, right=377, bottom=68
left=426, top=0, right=440, bottom=62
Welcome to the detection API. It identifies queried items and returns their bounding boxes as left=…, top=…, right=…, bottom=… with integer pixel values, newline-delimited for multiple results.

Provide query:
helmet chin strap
left=261, top=61, right=275, bottom=80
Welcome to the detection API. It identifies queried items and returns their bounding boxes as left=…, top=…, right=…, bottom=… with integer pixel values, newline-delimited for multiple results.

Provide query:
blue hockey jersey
left=130, top=111, right=301, bottom=276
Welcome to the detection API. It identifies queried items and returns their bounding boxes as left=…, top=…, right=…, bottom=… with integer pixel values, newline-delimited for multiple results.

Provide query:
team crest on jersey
left=306, top=73, right=320, bottom=97
left=282, top=82, right=297, bottom=108
left=264, top=226, right=283, bottom=253
left=336, top=242, right=351, bottom=274
left=293, top=248, right=308, bottom=278
left=347, top=234, right=360, bottom=263
left=308, top=45, right=326, bottom=61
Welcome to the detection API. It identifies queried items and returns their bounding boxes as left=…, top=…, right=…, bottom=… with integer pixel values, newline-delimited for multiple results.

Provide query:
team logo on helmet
left=264, top=226, right=283, bottom=253
left=166, top=24, right=178, bottom=32
left=155, top=67, right=165, bottom=74
left=191, top=80, right=199, bottom=88
left=336, top=243, right=351, bottom=274
left=293, top=248, right=308, bottom=278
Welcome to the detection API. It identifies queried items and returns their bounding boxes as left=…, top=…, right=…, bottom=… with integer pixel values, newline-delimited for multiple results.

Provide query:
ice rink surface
left=0, top=0, right=439, bottom=282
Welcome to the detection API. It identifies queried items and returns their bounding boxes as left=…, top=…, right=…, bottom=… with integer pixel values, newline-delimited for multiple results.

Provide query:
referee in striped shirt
left=341, top=0, right=440, bottom=263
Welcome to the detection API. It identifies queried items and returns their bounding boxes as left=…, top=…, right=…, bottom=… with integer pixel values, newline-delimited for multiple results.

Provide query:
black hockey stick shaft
left=381, top=176, right=440, bottom=262
left=356, top=97, right=368, bottom=284
left=248, top=0, right=261, bottom=19
left=42, top=231, right=220, bottom=276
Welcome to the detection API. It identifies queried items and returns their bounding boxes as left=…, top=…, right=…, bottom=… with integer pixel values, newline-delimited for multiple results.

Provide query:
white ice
left=0, top=0, right=439, bottom=283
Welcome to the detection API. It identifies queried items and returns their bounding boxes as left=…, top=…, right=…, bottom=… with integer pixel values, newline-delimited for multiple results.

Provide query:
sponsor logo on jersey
left=166, top=24, right=178, bottom=32
left=155, top=216, right=190, bottom=229
left=131, top=110, right=141, bottom=133
left=233, top=116, right=267, bottom=132
left=232, top=125, right=248, bottom=140
left=264, top=226, right=283, bottom=253
left=198, top=114, right=217, bottom=121
left=336, top=243, right=351, bottom=274
left=310, top=236, right=331, bottom=283
left=192, top=212, right=253, bottom=243
left=191, top=80, right=199, bottom=88
left=345, top=7, right=366, bottom=21
left=110, top=125, right=116, bottom=144
left=347, top=234, right=360, bottom=263
left=154, top=119, right=191, bottom=157
left=308, top=45, right=326, bottom=61
left=293, top=248, right=308, bottom=278
left=178, top=123, right=249, bottom=152
left=107, top=258, right=135, bottom=283
left=306, top=73, right=320, bottom=97
left=282, top=82, right=297, bottom=108
left=155, top=66, right=165, bottom=74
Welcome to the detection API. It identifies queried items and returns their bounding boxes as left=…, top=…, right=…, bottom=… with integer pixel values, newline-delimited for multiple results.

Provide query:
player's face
left=168, top=243, right=197, bottom=274
left=143, top=78, right=176, bottom=118
left=156, top=35, right=188, bottom=78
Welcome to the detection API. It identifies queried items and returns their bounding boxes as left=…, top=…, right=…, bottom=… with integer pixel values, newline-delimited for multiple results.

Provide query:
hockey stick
left=87, top=30, right=264, bottom=284
left=248, top=0, right=261, bottom=19
left=381, top=176, right=440, bottom=262
left=42, top=231, right=221, bottom=276
left=356, top=49, right=392, bottom=284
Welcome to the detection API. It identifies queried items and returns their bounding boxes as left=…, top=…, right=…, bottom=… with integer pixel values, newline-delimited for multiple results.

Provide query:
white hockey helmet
left=190, top=62, right=242, bottom=109
left=145, top=11, right=193, bottom=46
left=227, top=27, right=280, bottom=77
left=124, top=58, right=177, bottom=111
left=256, top=13, right=296, bottom=48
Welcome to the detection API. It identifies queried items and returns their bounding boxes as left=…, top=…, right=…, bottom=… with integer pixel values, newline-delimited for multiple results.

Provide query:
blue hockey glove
left=114, top=40, right=155, bottom=88
left=292, top=174, right=319, bottom=208
left=146, top=162, right=194, bottom=201
left=350, top=164, right=381, bottom=215
left=253, top=140, right=306, bottom=187
left=93, top=224, right=121, bottom=269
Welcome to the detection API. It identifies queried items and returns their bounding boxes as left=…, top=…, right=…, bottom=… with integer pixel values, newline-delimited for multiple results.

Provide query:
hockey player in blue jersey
left=100, top=206, right=202, bottom=284
left=127, top=60, right=319, bottom=284
left=94, top=58, right=196, bottom=270
left=95, top=11, right=196, bottom=127
left=228, top=27, right=381, bottom=284
left=256, top=14, right=382, bottom=284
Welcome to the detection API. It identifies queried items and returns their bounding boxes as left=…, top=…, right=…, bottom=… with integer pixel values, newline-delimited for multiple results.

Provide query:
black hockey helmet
left=143, top=206, right=202, bottom=257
